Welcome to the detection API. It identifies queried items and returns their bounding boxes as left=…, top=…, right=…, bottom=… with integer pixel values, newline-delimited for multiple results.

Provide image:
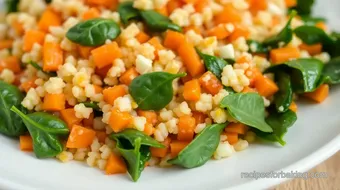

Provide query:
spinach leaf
left=196, top=49, right=228, bottom=79
left=321, top=57, right=340, bottom=84
left=263, top=11, right=296, bottom=48
left=168, top=123, right=226, bottom=168
left=28, top=61, right=57, bottom=77
left=5, top=0, right=19, bottom=13
left=294, top=25, right=334, bottom=45
left=110, top=129, right=164, bottom=148
left=223, top=86, right=235, bottom=95
left=247, top=40, right=269, bottom=54
left=129, top=72, right=186, bottom=110
left=329, top=32, right=340, bottom=57
left=140, top=10, right=182, bottom=32
left=11, top=106, right=69, bottom=158
left=294, top=0, right=315, bottom=15
left=0, top=81, right=27, bottom=136
left=82, top=101, right=100, bottom=111
left=118, top=1, right=141, bottom=25
left=265, top=58, right=324, bottom=93
left=220, top=93, right=273, bottom=132
left=274, top=72, right=293, bottom=113
left=255, top=110, right=297, bottom=146
left=66, top=18, right=121, bottom=47
left=300, top=16, right=326, bottom=26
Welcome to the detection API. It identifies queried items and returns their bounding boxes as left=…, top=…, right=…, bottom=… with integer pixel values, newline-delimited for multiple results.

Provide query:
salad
left=0, top=0, right=339, bottom=182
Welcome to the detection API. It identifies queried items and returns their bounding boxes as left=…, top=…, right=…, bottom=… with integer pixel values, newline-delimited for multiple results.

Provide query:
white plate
left=0, top=0, right=340, bottom=189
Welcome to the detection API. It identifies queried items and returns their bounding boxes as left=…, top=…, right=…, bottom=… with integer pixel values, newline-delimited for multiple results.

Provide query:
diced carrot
left=23, top=30, right=46, bottom=52
left=242, top=86, right=257, bottom=93
left=0, top=56, right=21, bottom=73
left=78, top=45, right=94, bottom=59
left=228, top=25, right=250, bottom=42
left=194, top=0, right=208, bottom=12
left=177, top=115, right=196, bottom=141
left=0, top=40, right=13, bottom=50
left=289, top=101, right=298, bottom=112
left=207, top=25, right=231, bottom=40
left=284, top=0, right=297, bottom=8
left=225, top=123, right=248, bottom=135
left=180, top=0, right=199, bottom=3
left=20, top=135, right=33, bottom=151
left=66, top=124, right=96, bottom=148
left=214, top=4, right=242, bottom=25
left=103, top=85, right=127, bottom=105
left=13, top=72, right=24, bottom=87
left=247, top=68, right=262, bottom=87
left=43, top=41, right=63, bottom=72
left=95, top=64, right=111, bottom=78
left=299, top=43, right=322, bottom=56
left=199, top=71, right=223, bottom=95
left=109, top=109, right=132, bottom=133
left=226, top=132, right=238, bottom=145
left=270, top=47, right=300, bottom=64
left=304, top=84, right=329, bottom=103
left=164, top=30, right=186, bottom=50
left=91, top=42, right=122, bottom=69
left=86, top=0, right=118, bottom=9
left=38, top=8, right=62, bottom=32
left=136, top=31, right=150, bottom=44
left=105, top=153, right=127, bottom=175
left=137, top=110, right=158, bottom=125
left=119, top=67, right=139, bottom=85
left=178, top=41, right=205, bottom=77
left=83, top=113, right=94, bottom=127
left=156, top=6, right=168, bottom=16
left=167, top=0, right=183, bottom=14
left=248, top=0, right=268, bottom=14
left=12, top=20, right=24, bottom=35
left=60, top=108, right=83, bottom=129
left=143, top=123, right=155, bottom=136
left=93, top=85, right=103, bottom=93
left=254, top=75, right=279, bottom=97
left=183, top=25, right=201, bottom=35
left=20, top=77, right=37, bottom=93
left=192, top=111, right=207, bottom=125
left=236, top=55, right=251, bottom=64
left=183, top=79, right=201, bottom=101
left=148, top=37, right=164, bottom=59
left=42, top=93, right=65, bottom=111
left=82, top=8, right=100, bottom=20
left=170, top=140, right=189, bottom=157
left=316, top=22, right=328, bottom=31
left=150, top=137, right=171, bottom=158
left=96, top=131, right=107, bottom=143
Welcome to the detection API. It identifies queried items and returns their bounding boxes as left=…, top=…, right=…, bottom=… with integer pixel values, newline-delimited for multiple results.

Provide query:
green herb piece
left=247, top=40, right=269, bottom=54
left=300, top=16, right=326, bottom=26
left=82, top=101, right=100, bottom=111
left=263, top=11, right=296, bottom=48
left=129, top=72, right=186, bottom=110
left=168, top=123, right=226, bottom=168
left=28, top=61, right=57, bottom=77
left=255, top=110, right=297, bottom=146
left=140, top=10, right=182, bottom=32
left=66, top=18, right=121, bottom=46
left=220, top=93, right=273, bottom=132
left=274, top=72, right=293, bottom=113
left=0, top=81, right=27, bottom=136
left=321, top=57, right=340, bottom=84
left=196, top=49, right=228, bottom=79
left=294, top=25, right=334, bottom=45
left=118, top=2, right=141, bottom=25
left=294, top=0, right=315, bottom=15
left=11, top=106, right=69, bottom=158
left=110, top=129, right=165, bottom=148
left=265, top=58, right=324, bottom=93
left=5, top=0, right=19, bottom=13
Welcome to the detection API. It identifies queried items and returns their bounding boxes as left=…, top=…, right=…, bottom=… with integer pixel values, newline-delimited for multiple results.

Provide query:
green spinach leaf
left=263, top=11, right=296, bottom=48
left=274, top=72, right=293, bottom=113
left=294, top=25, right=334, bottom=45
left=129, top=72, right=186, bottom=110
left=66, top=18, right=121, bottom=46
left=223, top=86, right=235, bottom=95
left=321, top=57, right=340, bottom=84
left=118, top=1, right=141, bottom=25
left=300, top=16, right=326, bottom=26
left=247, top=40, right=269, bottom=54
left=28, top=61, right=57, bottom=77
left=140, top=10, right=182, bottom=32
left=255, top=110, right=297, bottom=146
left=0, top=81, right=27, bottom=136
left=5, top=0, right=19, bottom=13
left=220, top=93, right=273, bottom=132
left=196, top=49, right=228, bottom=79
left=168, top=123, right=226, bottom=168
left=294, top=0, right=315, bottom=15
left=265, top=58, right=324, bottom=93
left=11, top=106, right=69, bottom=158
left=82, top=101, right=100, bottom=111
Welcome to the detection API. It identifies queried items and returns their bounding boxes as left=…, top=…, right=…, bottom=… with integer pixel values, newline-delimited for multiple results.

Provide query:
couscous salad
left=0, top=0, right=339, bottom=182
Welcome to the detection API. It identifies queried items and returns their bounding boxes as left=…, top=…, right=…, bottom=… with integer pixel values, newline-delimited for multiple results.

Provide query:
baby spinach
left=224, top=86, right=235, bottom=95
left=247, top=40, right=269, bottom=54
left=118, top=1, right=141, bottom=25
left=82, top=101, right=100, bottom=111
left=265, top=58, right=324, bottom=93
left=129, top=72, right=186, bottom=111
left=220, top=93, right=273, bottom=132
left=321, top=57, right=340, bottom=84
left=300, top=16, right=326, bottom=26
left=0, top=81, right=27, bottom=137
left=196, top=49, right=228, bottom=79
left=255, top=110, right=297, bottom=146
left=168, top=123, right=226, bottom=168
left=5, top=0, right=19, bottom=13
left=29, top=61, right=57, bottom=77
left=294, top=0, right=315, bottom=15
left=263, top=11, right=296, bottom=48
left=66, top=18, right=121, bottom=47
left=110, top=129, right=164, bottom=181
left=140, top=10, right=182, bottom=32
left=11, top=106, right=69, bottom=158
left=274, top=72, right=293, bottom=113
left=294, top=25, right=334, bottom=46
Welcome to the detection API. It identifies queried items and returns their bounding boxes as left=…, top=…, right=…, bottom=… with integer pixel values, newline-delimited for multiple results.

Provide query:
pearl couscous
left=0, top=0, right=339, bottom=182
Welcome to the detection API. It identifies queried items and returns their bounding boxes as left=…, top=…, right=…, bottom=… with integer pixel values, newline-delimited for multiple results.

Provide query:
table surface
left=275, top=151, right=339, bottom=190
